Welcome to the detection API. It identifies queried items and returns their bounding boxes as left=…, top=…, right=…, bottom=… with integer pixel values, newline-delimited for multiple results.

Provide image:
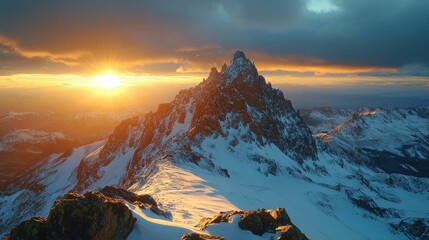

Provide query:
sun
left=95, top=74, right=121, bottom=90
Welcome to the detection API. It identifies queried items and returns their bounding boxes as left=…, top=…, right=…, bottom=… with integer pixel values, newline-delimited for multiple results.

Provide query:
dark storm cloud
left=0, top=0, right=428, bottom=75
left=217, top=0, right=305, bottom=29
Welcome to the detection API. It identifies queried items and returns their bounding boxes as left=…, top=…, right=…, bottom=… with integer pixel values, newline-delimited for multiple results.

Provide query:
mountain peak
left=208, top=67, right=219, bottom=78
left=220, top=63, right=227, bottom=73
left=223, top=50, right=258, bottom=84
left=231, top=50, right=246, bottom=63
left=70, top=49, right=317, bottom=190
left=229, top=50, right=252, bottom=69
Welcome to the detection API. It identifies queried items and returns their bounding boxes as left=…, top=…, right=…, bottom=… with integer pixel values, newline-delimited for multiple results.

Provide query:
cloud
left=217, top=0, right=305, bottom=30
left=357, top=64, right=429, bottom=77
left=128, top=62, right=183, bottom=75
left=0, top=0, right=428, bottom=76
left=0, top=41, right=84, bottom=75
left=307, top=0, right=340, bottom=13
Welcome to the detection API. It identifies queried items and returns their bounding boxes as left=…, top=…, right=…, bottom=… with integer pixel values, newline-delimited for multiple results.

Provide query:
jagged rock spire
left=231, top=50, right=247, bottom=64
left=206, top=50, right=257, bottom=85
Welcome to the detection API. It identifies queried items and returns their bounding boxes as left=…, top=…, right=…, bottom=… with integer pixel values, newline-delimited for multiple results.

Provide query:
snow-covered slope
left=1, top=51, right=428, bottom=240
left=131, top=139, right=429, bottom=239
left=0, top=129, right=75, bottom=191
left=0, top=141, right=105, bottom=232
left=2, top=137, right=428, bottom=239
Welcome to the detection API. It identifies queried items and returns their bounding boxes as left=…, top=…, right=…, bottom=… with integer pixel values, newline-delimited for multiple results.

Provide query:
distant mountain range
left=300, top=106, right=429, bottom=177
left=1, top=51, right=428, bottom=240
left=0, top=110, right=143, bottom=190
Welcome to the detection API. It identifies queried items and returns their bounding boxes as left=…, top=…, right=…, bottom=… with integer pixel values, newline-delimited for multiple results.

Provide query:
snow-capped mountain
left=0, top=112, right=54, bottom=124
left=1, top=51, right=428, bottom=240
left=0, top=129, right=69, bottom=153
left=301, top=107, right=429, bottom=177
left=0, top=129, right=74, bottom=190
left=75, top=50, right=316, bottom=191
left=0, top=109, right=144, bottom=190
left=72, top=111, right=141, bottom=121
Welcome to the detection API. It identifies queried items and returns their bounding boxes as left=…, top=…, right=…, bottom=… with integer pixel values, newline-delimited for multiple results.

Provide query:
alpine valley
left=1, top=51, right=428, bottom=240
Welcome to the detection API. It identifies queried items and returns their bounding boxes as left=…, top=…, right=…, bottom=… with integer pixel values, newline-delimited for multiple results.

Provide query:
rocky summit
left=90, top=50, right=314, bottom=185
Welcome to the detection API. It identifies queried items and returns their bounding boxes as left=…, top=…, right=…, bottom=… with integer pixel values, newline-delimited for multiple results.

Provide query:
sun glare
left=95, top=74, right=121, bottom=90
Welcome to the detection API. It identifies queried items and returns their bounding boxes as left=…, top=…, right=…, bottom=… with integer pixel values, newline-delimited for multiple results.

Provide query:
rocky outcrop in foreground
left=3, top=216, right=48, bottom=240
left=181, top=233, right=224, bottom=240
left=183, top=208, right=308, bottom=240
left=3, top=186, right=167, bottom=240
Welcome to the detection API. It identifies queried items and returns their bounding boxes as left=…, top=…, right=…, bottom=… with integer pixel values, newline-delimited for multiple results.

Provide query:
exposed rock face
left=196, top=208, right=308, bottom=240
left=100, top=185, right=157, bottom=205
left=276, top=225, right=309, bottom=240
left=349, top=196, right=394, bottom=217
left=99, top=185, right=171, bottom=218
left=4, top=190, right=136, bottom=240
left=393, top=218, right=429, bottom=240
left=180, top=233, right=224, bottom=240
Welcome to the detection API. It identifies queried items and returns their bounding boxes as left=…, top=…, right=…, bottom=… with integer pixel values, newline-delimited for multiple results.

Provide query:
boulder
left=4, top=216, right=47, bottom=240
left=47, top=191, right=136, bottom=240
left=99, top=185, right=170, bottom=218
left=197, top=208, right=291, bottom=234
left=196, top=208, right=308, bottom=240
left=100, top=185, right=157, bottom=206
left=276, top=225, right=309, bottom=240
left=5, top=190, right=136, bottom=240
left=180, top=233, right=224, bottom=240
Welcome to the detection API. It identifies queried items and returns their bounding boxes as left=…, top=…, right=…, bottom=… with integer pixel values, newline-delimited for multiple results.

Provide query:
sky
left=0, top=0, right=428, bottom=107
